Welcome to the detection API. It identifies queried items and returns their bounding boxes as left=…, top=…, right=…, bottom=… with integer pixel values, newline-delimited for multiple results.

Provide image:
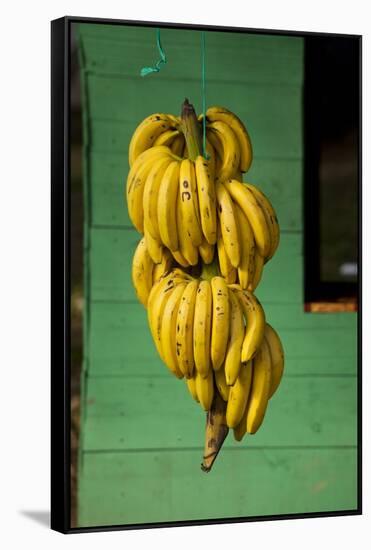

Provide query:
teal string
left=201, top=31, right=208, bottom=159
left=140, top=28, right=208, bottom=160
left=140, top=29, right=167, bottom=77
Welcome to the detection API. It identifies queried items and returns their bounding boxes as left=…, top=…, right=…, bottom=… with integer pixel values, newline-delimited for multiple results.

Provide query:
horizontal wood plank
left=78, top=30, right=303, bottom=85
left=88, top=153, right=302, bottom=231
left=86, top=302, right=357, bottom=377
left=78, top=24, right=303, bottom=57
left=77, top=447, right=357, bottom=527
left=88, top=229, right=303, bottom=303
left=85, top=76, right=302, bottom=160
left=82, top=376, right=357, bottom=451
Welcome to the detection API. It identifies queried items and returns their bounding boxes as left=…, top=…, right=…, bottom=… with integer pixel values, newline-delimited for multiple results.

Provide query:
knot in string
left=140, top=28, right=167, bottom=77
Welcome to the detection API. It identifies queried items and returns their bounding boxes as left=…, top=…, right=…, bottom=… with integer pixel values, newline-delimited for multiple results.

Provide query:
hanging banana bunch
left=126, top=98, right=284, bottom=472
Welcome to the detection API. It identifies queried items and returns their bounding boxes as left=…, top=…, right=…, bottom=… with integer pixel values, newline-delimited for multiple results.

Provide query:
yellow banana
left=170, top=133, right=185, bottom=157
left=131, top=237, right=153, bottom=308
left=233, top=405, right=248, bottom=442
left=153, top=128, right=180, bottom=147
left=176, top=280, right=199, bottom=378
left=207, top=120, right=240, bottom=182
left=166, top=113, right=181, bottom=127
left=246, top=338, right=272, bottom=434
left=170, top=268, right=195, bottom=281
left=148, top=272, right=187, bottom=359
left=171, top=248, right=190, bottom=268
left=148, top=280, right=176, bottom=360
left=152, top=249, right=173, bottom=283
left=206, top=128, right=223, bottom=175
left=143, top=155, right=173, bottom=241
left=206, top=106, right=253, bottom=173
left=179, top=159, right=203, bottom=247
left=249, top=249, right=264, bottom=292
left=215, top=180, right=240, bottom=268
left=126, top=146, right=172, bottom=232
left=157, top=160, right=181, bottom=252
left=205, top=138, right=216, bottom=179
left=197, top=116, right=216, bottom=178
left=195, top=369, right=214, bottom=411
left=185, top=374, right=199, bottom=403
left=216, top=225, right=237, bottom=283
left=126, top=145, right=170, bottom=201
left=223, top=179, right=271, bottom=259
left=215, top=367, right=230, bottom=402
left=245, top=183, right=280, bottom=262
left=199, top=238, right=215, bottom=264
left=224, top=289, right=245, bottom=385
left=128, top=114, right=178, bottom=167
left=194, top=155, right=217, bottom=244
left=210, top=276, right=230, bottom=371
left=264, top=323, right=285, bottom=399
left=193, top=280, right=212, bottom=378
left=160, top=283, right=187, bottom=379
left=232, top=287, right=266, bottom=363
left=176, top=192, right=198, bottom=266
left=234, top=203, right=255, bottom=289
left=144, top=220, right=163, bottom=264
left=226, top=361, right=253, bottom=428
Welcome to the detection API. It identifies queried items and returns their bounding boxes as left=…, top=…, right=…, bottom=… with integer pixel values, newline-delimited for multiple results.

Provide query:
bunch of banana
left=128, top=106, right=253, bottom=178
left=127, top=106, right=279, bottom=287
left=201, top=106, right=253, bottom=179
left=126, top=99, right=285, bottom=471
left=128, top=113, right=181, bottom=167
left=131, top=237, right=176, bottom=307
left=126, top=145, right=218, bottom=267
left=146, top=269, right=281, bottom=406
left=128, top=112, right=217, bottom=168
left=184, top=283, right=284, bottom=415
left=215, top=178, right=280, bottom=290
left=229, top=321, right=284, bottom=440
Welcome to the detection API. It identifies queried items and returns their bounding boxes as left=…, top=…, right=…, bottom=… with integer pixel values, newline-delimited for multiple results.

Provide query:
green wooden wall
left=76, top=23, right=358, bottom=528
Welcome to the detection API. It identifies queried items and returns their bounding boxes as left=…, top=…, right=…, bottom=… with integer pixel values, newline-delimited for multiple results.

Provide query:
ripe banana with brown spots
left=195, top=155, right=217, bottom=245
left=226, top=361, right=253, bottom=428
left=246, top=338, right=272, bottom=434
left=210, top=276, right=230, bottom=370
left=128, top=114, right=180, bottom=167
left=224, top=288, right=245, bottom=385
left=223, top=178, right=271, bottom=259
left=231, top=286, right=266, bottom=363
left=176, top=280, right=199, bottom=378
left=131, top=237, right=153, bottom=308
left=264, top=323, right=285, bottom=398
left=193, top=280, right=213, bottom=378
left=206, top=106, right=253, bottom=173
left=215, top=180, right=240, bottom=268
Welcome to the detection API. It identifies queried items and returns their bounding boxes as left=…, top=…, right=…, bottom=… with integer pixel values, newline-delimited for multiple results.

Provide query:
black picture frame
left=51, top=15, right=362, bottom=534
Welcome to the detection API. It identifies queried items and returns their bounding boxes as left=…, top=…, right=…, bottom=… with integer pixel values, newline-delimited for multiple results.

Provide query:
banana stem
left=201, top=392, right=229, bottom=473
left=200, top=257, right=226, bottom=472
left=181, top=98, right=203, bottom=161
left=181, top=99, right=227, bottom=472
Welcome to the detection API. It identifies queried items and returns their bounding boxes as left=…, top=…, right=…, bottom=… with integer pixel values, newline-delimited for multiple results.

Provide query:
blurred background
left=70, top=29, right=83, bottom=527
left=316, top=38, right=358, bottom=283
left=70, top=22, right=359, bottom=529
